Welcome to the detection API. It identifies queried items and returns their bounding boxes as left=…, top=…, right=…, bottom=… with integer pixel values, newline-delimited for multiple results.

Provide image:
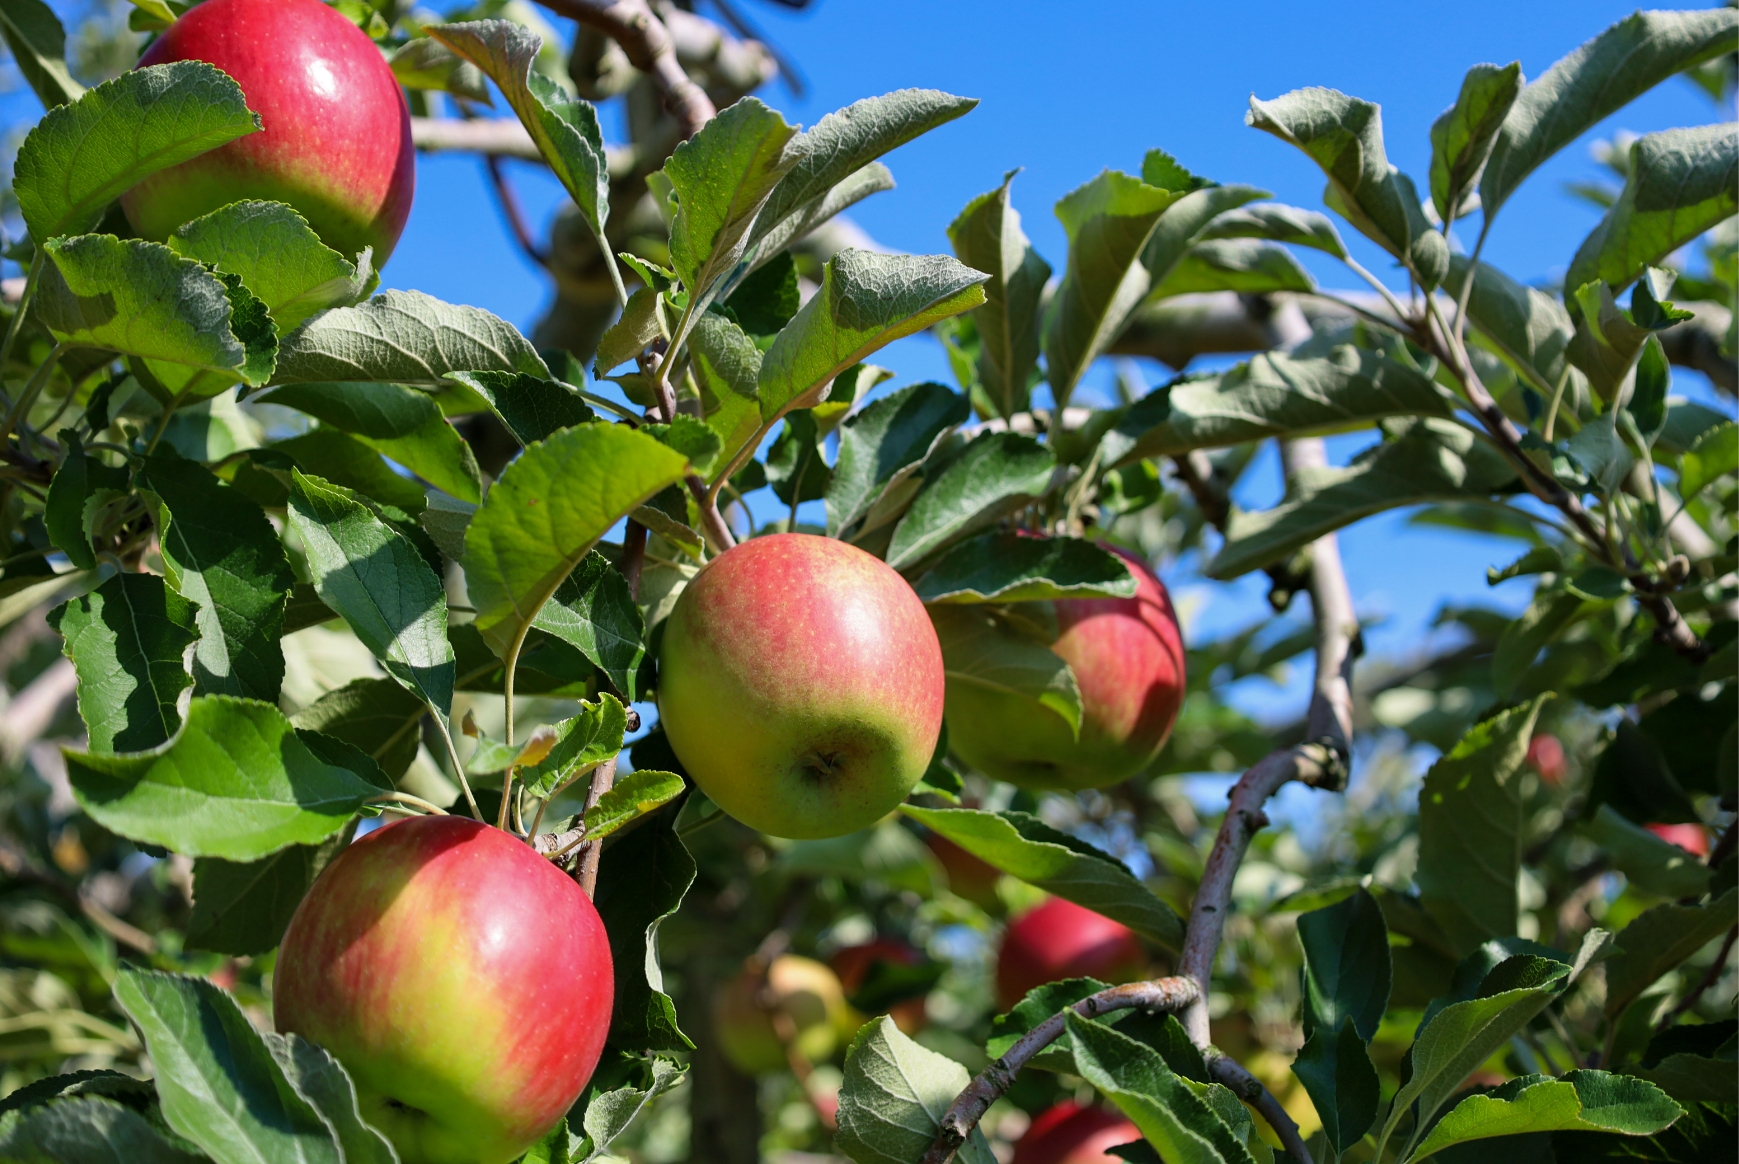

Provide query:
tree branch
left=574, top=755, right=618, bottom=898
left=535, top=0, right=716, bottom=138
left=1206, top=1055, right=1313, bottom=1164
left=918, top=978, right=1200, bottom=1164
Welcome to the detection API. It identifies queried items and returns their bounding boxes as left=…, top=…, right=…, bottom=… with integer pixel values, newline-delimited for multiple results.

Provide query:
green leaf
left=1381, top=942, right=1607, bottom=1157
left=1630, top=1054, right=1739, bottom=1107
left=48, top=573, right=197, bottom=753
left=272, top=428, right=429, bottom=516
left=1245, top=87, right=1444, bottom=284
left=1149, top=239, right=1315, bottom=298
left=884, top=431, right=1054, bottom=571
left=527, top=551, right=643, bottom=701
left=719, top=251, right=800, bottom=336
left=186, top=834, right=343, bottom=957
left=1429, top=62, right=1523, bottom=223
left=1107, top=347, right=1451, bottom=466
left=515, top=693, right=628, bottom=797
left=827, top=381, right=969, bottom=538
left=750, top=89, right=978, bottom=256
left=930, top=604, right=1082, bottom=740
left=643, top=416, right=722, bottom=480
left=112, top=968, right=343, bottom=1164
left=264, top=381, right=479, bottom=504
left=584, top=769, right=685, bottom=841
left=428, top=21, right=611, bottom=248
left=1493, top=589, right=1587, bottom=696
left=1209, top=419, right=1517, bottom=580
left=1416, top=697, right=1550, bottom=955
left=1291, top=888, right=1389, bottom=1155
left=1406, top=1071, right=1681, bottom=1162
left=272, top=290, right=548, bottom=386
left=1199, top=203, right=1348, bottom=258
left=1679, top=420, right=1737, bottom=502
left=0, top=1095, right=208, bottom=1164
left=13, top=60, right=258, bottom=241
left=690, top=311, right=764, bottom=464
left=1603, top=888, right=1739, bottom=1023
left=141, top=454, right=293, bottom=702
left=443, top=370, right=596, bottom=447
left=0, top=1071, right=157, bottom=1120
left=1478, top=8, right=1739, bottom=219
left=1446, top=257, right=1583, bottom=396
left=1585, top=804, right=1715, bottom=901
left=664, top=97, right=800, bottom=310
left=0, top=0, right=84, bottom=109
left=579, top=1057, right=686, bottom=1162
left=1293, top=1018, right=1380, bottom=1158
left=38, top=234, right=277, bottom=389
left=948, top=171, right=1051, bottom=419
left=463, top=423, right=688, bottom=657
left=591, top=805, right=695, bottom=1051
left=68, top=696, right=381, bottom=860
left=836, top=1016, right=997, bottom=1164
left=1041, top=170, right=1182, bottom=408
left=266, top=1033, right=398, bottom=1164
left=44, top=433, right=128, bottom=571
left=168, top=200, right=374, bottom=334
left=389, top=35, right=490, bottom=102
left=1566, top=124, right=1739, bottom=294
left=914, top=533, right=1137, bottom=603
left=766, top=409, right=831, bottom=507
left=1066, top=1013, right=1256, bottom=1164
left=287, top=471, right=455, bottom=727
left=735, top=163, right=898, bottom=293
left=902, top=805, right=1184, bottom=951
left=593, top=286, right=666, bottom=375
left=757, top=249, right=987, bottom=424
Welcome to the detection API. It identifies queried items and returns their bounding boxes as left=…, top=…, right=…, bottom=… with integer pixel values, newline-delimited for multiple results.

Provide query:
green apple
left=713, top=955, right=855, bottom=1075
left=657, top=533, right=945, bottom=839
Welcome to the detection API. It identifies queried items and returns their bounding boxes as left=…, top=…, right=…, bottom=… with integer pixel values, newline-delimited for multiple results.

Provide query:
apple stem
left=574, top=756, right=619, bottom=897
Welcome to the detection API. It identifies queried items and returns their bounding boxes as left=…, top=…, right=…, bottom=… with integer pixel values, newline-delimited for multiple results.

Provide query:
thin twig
left=574, top=755, right=619, bottom=898
left=1660, top=924, right=1738, bottom=1028
left=918, top=978, right=1200, bottom=1164
left=1206, top=1055, right=1313, bottom=1164
left=535, top=0, right=716, bottom=138
left=482, top=154, right=550, bottom=268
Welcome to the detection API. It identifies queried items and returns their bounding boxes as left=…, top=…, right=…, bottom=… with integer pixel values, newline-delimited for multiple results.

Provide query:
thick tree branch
left=535, top=0, right=716, bottom=138
left=918, top=978, right=1199, bottom=1164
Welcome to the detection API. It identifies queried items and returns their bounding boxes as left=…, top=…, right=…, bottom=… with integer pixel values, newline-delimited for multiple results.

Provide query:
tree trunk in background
left=683, top=955, right=762, bottom=1164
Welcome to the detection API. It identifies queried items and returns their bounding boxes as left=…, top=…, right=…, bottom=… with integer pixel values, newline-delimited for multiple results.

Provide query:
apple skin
left=1526, top=733, right=1568, bottom=786
left=831, top=938, right=929, bottom=1034
left=658, top=533, right=944, bottom=839
left=714, top=955, right=855, bottom=1075
left=935, top=545, right=1185, bottom=791
left=274, top=816, right=613, bottom=1164
left=1646, top=822, right=1709, bottom=857
left=121, top=0, right=415, bottom=262
left=1011, top=1102, right=1141, bottom=1164
left=996, top=897, right=1146, bottom=1011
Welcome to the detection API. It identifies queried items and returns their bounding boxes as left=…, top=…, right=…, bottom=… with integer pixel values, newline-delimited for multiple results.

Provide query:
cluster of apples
left=113, top=2, right=1187, bottom=1158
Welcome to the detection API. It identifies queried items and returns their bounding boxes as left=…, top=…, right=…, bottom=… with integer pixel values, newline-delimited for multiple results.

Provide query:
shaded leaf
left=948, top=170, right=1050, bottom=419
left=827, top=381, right=969, bottom=537
left=1447, top=257, right=1583, bottom=397
left=1199, top=203, right=1348, bottom=258
left=915, top=533, right=1136, bottom=604
left=530, top=551, right=644, bottom=701
left=187, top=835, right=343, bottom=957
left=43, top=433, right=127, bottom=571
left=0, top=1095, right=207, bottom=1164
left=1149, top=238, right=1314, bottom=298
left=885, top=431, right=1053, bottom=571
left=1292, top=1019, right=1380, bottom=1159
left=49, top=572, right=196, bottom=753
left=443, top=370, right=596, bottom=447
left=591, top=805, right=695, bottom=1051
left=265, top=1033, right=397, bottom=1164
left=1603, top=888, right=1739, bottom=1023
left=0, top=0, right=84, bottom=109
left=929, top=604, right=1082, bottom=740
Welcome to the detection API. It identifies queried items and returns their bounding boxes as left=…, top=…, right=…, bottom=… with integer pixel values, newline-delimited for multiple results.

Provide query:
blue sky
left=12, top=0, right=1735, bottom=720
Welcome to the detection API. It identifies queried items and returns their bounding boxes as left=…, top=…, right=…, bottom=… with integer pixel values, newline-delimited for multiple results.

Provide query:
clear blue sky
left=12, top=0, right=1736, bottom=719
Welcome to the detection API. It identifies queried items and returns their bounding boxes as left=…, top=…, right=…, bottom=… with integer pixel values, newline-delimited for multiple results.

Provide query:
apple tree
left=0, top=1, right=1730, bottom=1163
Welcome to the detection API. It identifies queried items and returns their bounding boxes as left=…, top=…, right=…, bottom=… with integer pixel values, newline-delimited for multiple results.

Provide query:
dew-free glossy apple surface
left=940, top=545, right=1185, bottom=790
left=1012, top=1102, right=1141, bottom=1164
left=658, top=534, right=945, bottom=839
left=274, top=816, right=612, bottom=1164
left=121, top=0, right=414, bottom=262
left=996, top=897, right=1146, bottom=1010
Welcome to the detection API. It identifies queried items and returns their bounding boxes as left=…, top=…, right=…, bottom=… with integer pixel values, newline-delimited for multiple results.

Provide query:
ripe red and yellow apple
left=121, top=0, right=415, bottom=262
left=996, top=897, right=1146, bottom=1010
left=658, top=533, right=945, bottom=839
left=274, top=816, right=613, bottom=1164
left=1526, top=733, right=1568, bottom=786
left=831, top=938, right=930, bottom=1034
left=713, top=955, right=856, bottom=1075
left=1647, top=822, right=1708, bottom=856
left=933, top=544, right=1185, bottom=790
left=1012, top=1102, right=1141, bottom=1164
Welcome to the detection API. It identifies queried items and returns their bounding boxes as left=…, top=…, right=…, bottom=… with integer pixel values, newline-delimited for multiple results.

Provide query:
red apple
left=713, top=955, right=855, bottom=1075
left=1646, top=822, right=1709, bottom=857
left=274, top=816, right=612, bottom=1164
left=658, top=533, right=945, bottom=839
left=1526, top=734, right=1568, bottom=786
left=121, top=0, right=415, bottom=263
left=831, top=938, right=929, bottom=1034
left=934, top=544, right=1185, bottom=790
left=996, top=897, right=1146, bottom=1011
left=927, top=832, right=1005, bottom=912
left=1012, top=1102, right=1141, bottom=1164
